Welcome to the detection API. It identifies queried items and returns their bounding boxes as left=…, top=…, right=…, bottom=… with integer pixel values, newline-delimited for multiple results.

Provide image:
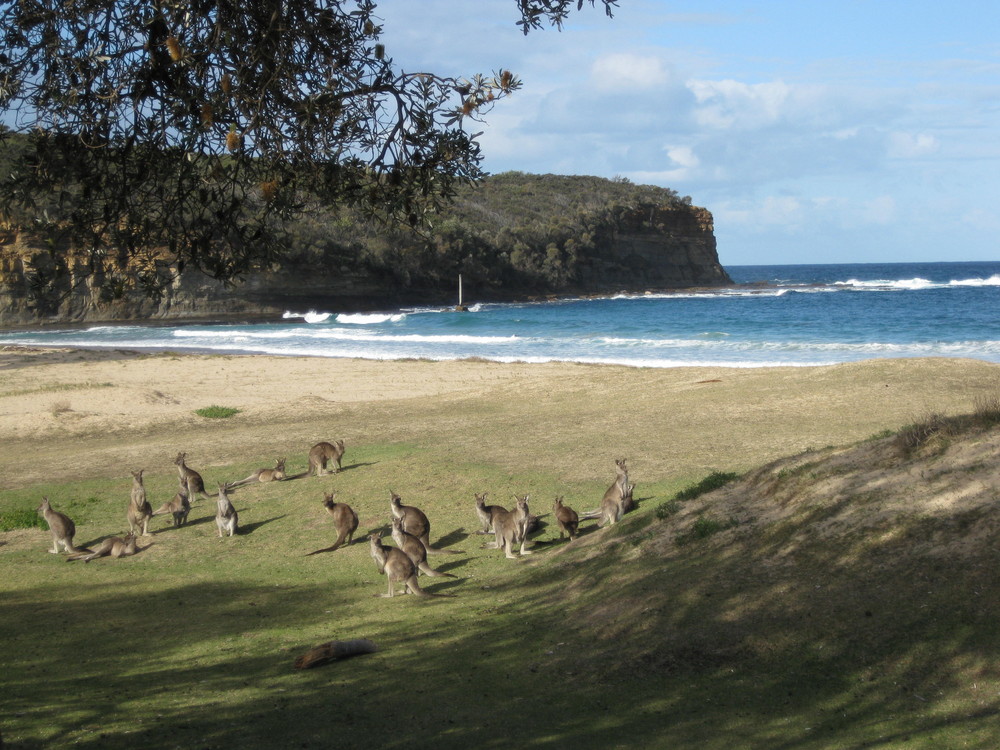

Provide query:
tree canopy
left=0, top=0, right=616, bottom=297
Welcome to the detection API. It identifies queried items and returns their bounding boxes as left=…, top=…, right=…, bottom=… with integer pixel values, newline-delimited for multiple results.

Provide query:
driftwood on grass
left=293, top=638, right=378, bottom=669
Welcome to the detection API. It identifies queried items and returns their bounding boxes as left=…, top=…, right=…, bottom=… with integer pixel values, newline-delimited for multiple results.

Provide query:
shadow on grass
left=239, top=514, right=288, bottom=535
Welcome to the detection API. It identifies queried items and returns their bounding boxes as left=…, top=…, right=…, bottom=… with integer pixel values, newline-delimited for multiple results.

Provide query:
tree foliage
left=0, top=0, right=616, bottom=297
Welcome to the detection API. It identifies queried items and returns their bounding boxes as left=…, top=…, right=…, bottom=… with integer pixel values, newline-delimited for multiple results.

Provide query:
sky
left=375, top=0, right=1000, bottom=267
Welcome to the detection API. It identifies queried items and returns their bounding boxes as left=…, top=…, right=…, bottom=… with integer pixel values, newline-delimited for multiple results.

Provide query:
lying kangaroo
left=229, top=458, right=286, bottom=487
left=36, top=497, right=82, bottom=554
left=66, top=533, right=138, bottom=562
left=368, top=533, right=454, bottom=598
left=391, top=517, right=455, bottom=578
left=152, top=486, right=191, bottom=527
left=126, top=469, right=154, bottom=537
left=174, top=452, right=213, bottom=501
left=308, top=440, right=346, bottom=476
left=553, top=496, right=579, bottom=541
left=490, top=494, right=533, bottom=559
left=389, top=491, right=459, bottom=555
left=215, top=483, right=239, bottom=537
left=474, top=492, right=505, bottom=535
left=305, top=492, right=359, bottom=555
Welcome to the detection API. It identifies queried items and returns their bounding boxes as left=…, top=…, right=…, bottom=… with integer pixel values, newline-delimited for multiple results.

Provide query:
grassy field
left=2, top=354, right=1000, bottom=749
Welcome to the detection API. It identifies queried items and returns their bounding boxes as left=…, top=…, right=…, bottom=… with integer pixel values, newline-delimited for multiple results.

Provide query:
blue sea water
left=3, top=261, right=1000, bottom=368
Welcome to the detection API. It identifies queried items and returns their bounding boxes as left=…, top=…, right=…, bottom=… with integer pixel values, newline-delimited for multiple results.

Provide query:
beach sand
left=2, top=345, right=999, bottom=489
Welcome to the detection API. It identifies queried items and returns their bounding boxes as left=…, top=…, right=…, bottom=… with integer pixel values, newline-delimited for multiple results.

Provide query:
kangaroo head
left=37, top=497, right=51, bottom=513
left=322, top=492, right=337, bottom=509
left=275, top=458, right=286, bottom=470
left=174, top=452, right=186, bottom=466
left=389, top=491, right=401, bottom=506
left=131, top=469, right=144, bottom=482
left=553, top=496, right=563, bottom=509
left=475, top=492, right=488, bottom=508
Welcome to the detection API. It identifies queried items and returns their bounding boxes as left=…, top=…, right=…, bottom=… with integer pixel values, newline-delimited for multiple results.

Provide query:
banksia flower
left=200, top=103, right=214, bottom=128
left=260, top=180, right=278, bottom=201
left=165, top=36, right=182, bottom=62
left=226, top=126, right=241, bottom=152
left=220, top=73, right=232, bottom=94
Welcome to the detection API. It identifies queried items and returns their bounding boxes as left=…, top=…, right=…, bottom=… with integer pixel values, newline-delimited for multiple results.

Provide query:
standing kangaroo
left=390, top=517, right=455, bottom=578
left=491, top=495, right=533, bottom=559
left=152, top=485, right=191, bottom=527
left=215, top=483, right=239, bottom=537
left=553, top=496, right=579, bottom=541
left=305, top=492, right=359, bottom=555
left=308, top=440, right=346, bottom=476
left=229, top=458, right=286, bottom=487
left=66, top=533, right=138, bottom=562
left=474, top=492, right=505, bottom=535
left=368, top=533, right=454, bottom=598
left=36, top=497, right=81, bottom=554
left=598, top=458, right=630, bottom=527
left=174, top=452, right=213, bottom=501
left=389, top=491, right=459, bottom=555
left=127, top=469, right=153, bottom=537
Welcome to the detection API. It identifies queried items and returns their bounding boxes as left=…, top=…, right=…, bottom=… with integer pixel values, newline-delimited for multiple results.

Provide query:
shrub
left=673, top=471, right=741, bottom=503
left=195, top=405, right=240, bottom=419
left=676, top=514, right=739, bottom=546
left=0, top=508, right=47, bottom=531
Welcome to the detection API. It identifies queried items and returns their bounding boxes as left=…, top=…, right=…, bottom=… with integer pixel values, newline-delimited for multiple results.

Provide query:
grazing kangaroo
left=368, top=533, right=454, bottom=598
left=308, top=440, right=346, bottom=476
left=391, top=517, right=455, bottom=578
left=553, top=496, right=579, bottom=541
left=229, top=458, right=286, bottom=487
left=127, top=469, right=153, bottom=537
left=152, top=486, right=191, bottom=527
left=174, top=452, right=213, bottom=501
left=305, top=492, right=359, bottom=555
left=215, top=483, right=239, bottom=537
left=474, top=492, right=506, bottom=535
left=389, top=491, right=460, bottom=555
left=36, top=497, right=81, bottom=554
left=66, top=533, right=137, bottom=562
left=491, top=495, right=533, bottom=559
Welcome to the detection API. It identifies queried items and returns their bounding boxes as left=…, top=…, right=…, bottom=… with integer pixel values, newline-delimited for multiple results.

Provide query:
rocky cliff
left=0, top=175, right=731, bottom=327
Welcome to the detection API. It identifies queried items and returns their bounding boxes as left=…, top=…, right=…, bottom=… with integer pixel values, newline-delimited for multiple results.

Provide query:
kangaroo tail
left=305, top=528, right=350, bottom=556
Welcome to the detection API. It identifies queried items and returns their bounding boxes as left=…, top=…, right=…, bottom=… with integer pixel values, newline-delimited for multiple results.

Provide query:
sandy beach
left=3, top=345, right=999, bottom=489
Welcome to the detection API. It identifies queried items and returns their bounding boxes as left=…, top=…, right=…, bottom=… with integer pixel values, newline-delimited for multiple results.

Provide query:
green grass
left=3, top=437, right=1000, bottom=749
left=194, top=405, right=241, bottom=419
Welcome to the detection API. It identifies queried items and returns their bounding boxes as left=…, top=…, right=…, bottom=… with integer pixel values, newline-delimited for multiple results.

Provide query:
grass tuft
left=194, top=405, right=240, bottom=419
left=0, top=507, right=46, bottom=531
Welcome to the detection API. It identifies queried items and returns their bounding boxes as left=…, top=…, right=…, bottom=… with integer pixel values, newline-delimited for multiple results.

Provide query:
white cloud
left=862, top=195, right=897, bottom=225
left=887, top=132, right=939, bottom=158
left=591, top=53, right=674, bottom=92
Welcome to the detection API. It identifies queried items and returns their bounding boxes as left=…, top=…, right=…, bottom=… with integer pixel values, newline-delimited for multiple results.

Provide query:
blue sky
left=376, top=0, right=1000, bottom=266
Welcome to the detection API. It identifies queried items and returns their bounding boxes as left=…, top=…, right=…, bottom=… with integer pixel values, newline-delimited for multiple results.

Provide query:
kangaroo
left=390, top=517, right=455, bottom=578
left=305, top=492, right=359, bottom=555
left=368, top=533, right=454, bottom=598
left=553, top=496, right=579, bottom=541
left=174, top=452, right=213, bottom=501
left=126, top=469, right=153, bottom=537
left=308, top=440, right=346, bottom=476
left=36, top=497, right=82, bottom=554
left=215, top=483, right=239, bottom=537
left=66, top=533, right=138, bottom=562
left=389, top=491, right=460, bottom=555
left=474, top=492, right=505, bottom=535
left=599, top=458, right=630, bottom=527
left=229, top=458, right=286, bottom=487
left=579, top=458, right=630, bottom=526
left=491, top=495, right=533, bottom=559
left=152, top=486, right=191, bottom=527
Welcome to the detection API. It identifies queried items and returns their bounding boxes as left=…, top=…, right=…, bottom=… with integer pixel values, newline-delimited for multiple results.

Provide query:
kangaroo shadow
left=433, top=527, right=468, bottom=549
left=432, top=558, right=470, bottom=574
left=336, top=461, right=378, bottom=473
left=239, top=514, right=288, bottom=535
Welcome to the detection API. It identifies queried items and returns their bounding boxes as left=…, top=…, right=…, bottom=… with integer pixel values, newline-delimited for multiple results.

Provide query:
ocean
left=3, top=260, right=999, bottom=368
